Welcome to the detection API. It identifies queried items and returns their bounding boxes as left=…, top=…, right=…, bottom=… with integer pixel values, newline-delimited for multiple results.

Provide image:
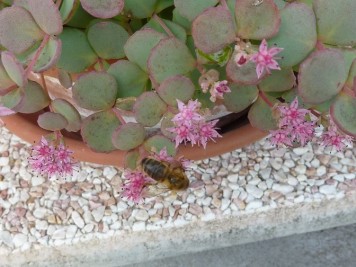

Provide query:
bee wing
left=142, top=183, right=170, bottom=198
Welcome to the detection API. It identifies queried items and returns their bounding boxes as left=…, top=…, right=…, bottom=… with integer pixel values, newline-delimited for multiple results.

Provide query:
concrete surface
left=127, top=223, right=356, bottom=267
left=2, top=191, right=356, bottom=267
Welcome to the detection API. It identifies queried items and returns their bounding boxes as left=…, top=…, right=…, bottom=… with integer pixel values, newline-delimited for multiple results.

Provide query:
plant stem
left=97, top=58, right=105, bottom=72
left=25, top=34, right=50, bottom=77
left=258, top=89, right=274, bottom=108
left=112, top=108, right=127, bottom=124
left=152, top=14, right=174, bottom=37
left=56, top=0, right=62, bottom=8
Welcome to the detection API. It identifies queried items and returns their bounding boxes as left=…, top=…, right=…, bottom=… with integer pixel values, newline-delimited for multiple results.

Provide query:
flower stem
left=97, top=58, right=105, bottom=72
left=152, top=14, right=174, bottom=37
left=112, top=108, right=126, bottom=124
left=258, top=89, right=274, bottom=108
left=25, top=34, right=50, bottom=77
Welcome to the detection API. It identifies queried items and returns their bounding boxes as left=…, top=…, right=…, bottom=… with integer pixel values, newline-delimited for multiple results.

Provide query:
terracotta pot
left=1, top=70, right=267, bottom=167
left=2, top=113, right=266, bottom=167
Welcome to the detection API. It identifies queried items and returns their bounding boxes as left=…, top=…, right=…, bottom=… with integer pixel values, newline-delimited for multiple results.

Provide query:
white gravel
left=0, top=126, right=356, bottom=255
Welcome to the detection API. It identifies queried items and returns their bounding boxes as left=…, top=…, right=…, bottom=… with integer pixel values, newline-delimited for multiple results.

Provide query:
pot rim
left=1, top=113, right=267, bottom=167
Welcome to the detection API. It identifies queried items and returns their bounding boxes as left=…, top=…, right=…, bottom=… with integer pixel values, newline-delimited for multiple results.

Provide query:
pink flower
left=277, top=98, right=309, bottom=127
left=28, top=136, right=77, bottom=179
left=234, top=51, right=249, bottom=67
left=210, top=80, right=231, bottom=102
left=169, top=100, right=222, bottom=148
left=250, top=39, right=283, bottom=79
left=269, top=98, right=316, bottom=147
left=151, top=147, right=174, bottom=163
left=172, top=100, right=202, bottom=125
left=197, top=120, right=221, bottom=148
left=321, top=122, right=353, bottom=151
left=122, top=170, right=154, bottom=203
left=269, top=129, right=293, bottom=147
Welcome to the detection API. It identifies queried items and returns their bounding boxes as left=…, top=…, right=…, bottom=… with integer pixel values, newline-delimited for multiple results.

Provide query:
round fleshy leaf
left=157, top=75, right=195, bottom=106
left=51, top=99, right=81, bottom=132
left=112, top=122, right=146, bottom=151
left=72, top=71, right=118, bottom=110
left=115, top=97, right=136, bottom=112
left=38, top=112, right=68, bottom=131
left=133, top=91, right=167, bottom=127
left=174, top=0, right=218, bottom=21
left=160, top=111, right=176, bottom=139
left=192, top=6, right=235, bottom=54
left=65, top=3, right=94, bottom=28
left=38, top=115, right=66, bottom=133
left=226, top=54, right=262, bottom=85
left=60, top=0, right=80, bottom=23
left=259, top=68, right=296, bottom=92
left=32, top=37, right=62, bottom=72
left=248, top=96, right=278, bottom=131
left=298, top=49, right=347, bottom=105
left=148, top=37, right=196, bottom=84
left=0, top=61, right=16, bottom=95
left=28, top=0, right=63, bottom=35
left=0, top=105, right=16, bottom=116
left=314, top=0, right=356, bottom=47
left=0, top=6, right=44, bottom=54
left=0, top=88, right=24, bottom=111
left=235, top=0, right=280, bottom=40
left=107, top=60, right=148, bottom=98
left=124, top=0, right=157, bottom=18
left=330, top=93, right=356, bottom=137
left=1, top=51, right=26, bottom=87
left=58, top=69, right=73, bottom=89
left=145, top=17, right=187, bottom=43
left=80, top=0, right=124, bottom=19
left=124, top=28, right=166, bottom=72
left=17, top=80, right=50, bottom=114
left=87, top=20, right=129, bottom=59
left=223, top=84, right=258, bottom=113
left=57, top=27, right=98, bottom=73
left=124, top=149, right=140, bottom=169
left=268, top=2, right=317, bottom=68
left=172, top=8, right=191, bottom=32
left=81, top=109, right=121, bottom=152
left=144, top=135, right=176, bottom=156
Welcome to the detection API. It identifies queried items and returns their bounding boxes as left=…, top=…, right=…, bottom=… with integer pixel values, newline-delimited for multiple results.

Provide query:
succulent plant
left=0, top=0, right=355, bottom=178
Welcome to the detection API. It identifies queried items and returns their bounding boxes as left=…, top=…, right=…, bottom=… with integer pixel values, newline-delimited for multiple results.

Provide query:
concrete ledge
left=3, top=190, right=356, bottom=267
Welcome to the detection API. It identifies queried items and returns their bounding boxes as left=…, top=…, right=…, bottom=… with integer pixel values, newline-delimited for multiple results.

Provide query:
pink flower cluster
left=321, top=121, right=353, bottom=152
left=28, top=136, right=77, bottom=179
left=121, top=170, right=154, bottom=203
left=169, top=100, right=221, bottom=148
left=199, top=70, right=231, bottom=102
left=270, top=98, right=316, bottom=147
left=250, top=39, right=283, bottom=79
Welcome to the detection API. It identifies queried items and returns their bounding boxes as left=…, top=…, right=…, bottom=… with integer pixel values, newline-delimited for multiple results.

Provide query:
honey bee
left=141, top=157, right=189, bottom=191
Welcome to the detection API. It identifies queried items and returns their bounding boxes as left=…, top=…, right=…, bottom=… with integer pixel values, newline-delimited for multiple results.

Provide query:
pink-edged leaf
left=17, top=80, right=50, bottom=114
left=0, top=87, right=25, bottom=111
left=330, top=93, right=356, bottom=137
left=80, top=0, right=124, bottom=19
left=51, top=99, right=81, bottom=132
left=33, top=37, right=62, bottom=72
left=148, top=37, right=196, bottom=85
left=235, top=0, right=280, bottom=40
left=0, top=6, right=45, bottom=54
left=1, top=51, right=27, bottom=87
left=174, top=0, right=219, bottom=21
left=112, top=122, right=146, bottom=151
left=0, top=61, right=16, bottom=95
left=192, top=5, right=235, bottom=54
left=156, top=75, right=195, bottom=106
left=298, top=49, right=347, bottom=105
left=38, top=112, right=68, bottom=131
left=28, top=0, right=63, bottom=35
left=226, top=53, right=265, bottom=85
